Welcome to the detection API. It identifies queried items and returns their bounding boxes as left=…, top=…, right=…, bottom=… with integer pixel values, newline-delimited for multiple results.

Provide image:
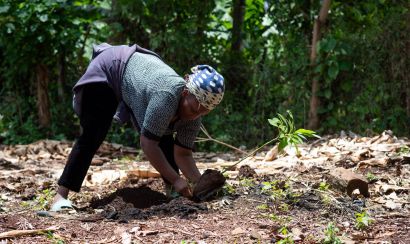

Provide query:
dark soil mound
left=238, top=165, right=257, bottom=178
left=89, top=185, right=207, bottom=222
left=90, top=186, right=168, bottom=209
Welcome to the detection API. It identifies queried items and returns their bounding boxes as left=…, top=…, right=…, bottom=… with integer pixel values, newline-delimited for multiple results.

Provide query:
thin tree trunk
left=231, top=0, right=246, bottom=51
left=36, top=64, right=51, bottom=128
left=57, top=50, right=65, bottom=101
left=407, top=83, right=410, bottom=117
left=406, top=9, right=410, bottom=118
left=307, top=0, right=331, bottom=130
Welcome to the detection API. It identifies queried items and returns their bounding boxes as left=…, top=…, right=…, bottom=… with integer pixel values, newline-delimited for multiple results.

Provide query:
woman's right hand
left=172, top=177, right=192, bottom=198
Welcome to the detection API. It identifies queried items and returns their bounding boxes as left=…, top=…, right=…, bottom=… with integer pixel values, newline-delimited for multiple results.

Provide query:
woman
left=51, top=43, right=225, bottom=211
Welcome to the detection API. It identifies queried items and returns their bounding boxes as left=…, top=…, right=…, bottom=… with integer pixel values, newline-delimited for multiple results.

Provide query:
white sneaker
left=50, top=197, right=73, bottom=212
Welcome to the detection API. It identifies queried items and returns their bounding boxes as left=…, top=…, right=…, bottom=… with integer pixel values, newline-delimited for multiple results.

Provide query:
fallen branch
left=196, top=124, right=247, bottom=154
left=0, top=226, right=58, bottom=239
left=221, top=137, right=278, bottom=173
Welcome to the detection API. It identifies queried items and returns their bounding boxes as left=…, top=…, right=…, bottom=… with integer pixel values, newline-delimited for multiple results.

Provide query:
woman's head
left=177, top=65, right=225, bottom=121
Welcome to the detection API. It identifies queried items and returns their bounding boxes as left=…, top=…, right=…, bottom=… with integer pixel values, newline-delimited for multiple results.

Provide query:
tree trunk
left=57, top=50, right=65, bottom=101
left=407, top=80, right=410, bottom=117
left=406, top=10, right=410, bottom=118
left=307, top=0, right=331, bottom=130
left=36, top=64, right=51, bottom=128
left=231, top=0, right=246, bottom=52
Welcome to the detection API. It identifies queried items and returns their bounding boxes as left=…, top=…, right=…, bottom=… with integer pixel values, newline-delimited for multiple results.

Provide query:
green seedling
left=321, top=194, right=332, bottom=205
left=323, top=222, right=342, bottom=244
left=366, top=172, right=378, bottom=182
left=260, top=180, right=299, bottom=204
left=355, top=211, right=374, bottom=230
left=397, top=145, right=409, bottom=155
left=222, top=111, right=319, bottom=173
left=46, top=231, right=65, bottom=244
left=256, top=204, right=269, bottom=210
left=239, top=178, right=255, bottom=188
left=319, top=182, right=330, bottom=191
left=279, top=203, right=290, bottom=212
left=222, top=182, right=236, bottom=195
left=180, top=240, right=196, bottom=244
left=267, top=213, right=292, bottom=225
left=21, top=188, right=55, bottom=210
left=277, top=227, right=294, bottom=244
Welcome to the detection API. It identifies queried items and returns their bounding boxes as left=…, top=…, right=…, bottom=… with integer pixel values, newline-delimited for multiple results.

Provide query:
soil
left=1, top=134, right=410, bottom=243
left=238, top=165, right=257, bottom=178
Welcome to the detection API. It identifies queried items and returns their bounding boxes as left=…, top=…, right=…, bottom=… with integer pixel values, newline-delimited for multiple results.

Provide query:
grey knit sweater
left=122, top=52, right=201, bottom=149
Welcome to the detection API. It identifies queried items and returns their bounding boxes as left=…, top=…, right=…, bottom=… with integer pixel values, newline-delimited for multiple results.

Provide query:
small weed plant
left=397, top=145, right=409, bottom=155
left=260, top=180, right=299, bottom=204
left=319, top=181, right=330, bottom=191
left=355, top=211, right=374, bottom=230
left=256, top=204, right=269, bottom=210
left=222, top=182, right=236, bottom=195
left=239, top=178, right=255, bottom=188
left=267, top=213, right=292, bottom=225
left=21, top=188, right=55, bottom=210
left=366, top=172, right=378, bottom=182
left=277, top=227, right=294, bottom=244
left=323, top=222, right=342, bottom=244
left=321, top=194, right=332, bottom=205
left=46, top=231, right=65, bottom=244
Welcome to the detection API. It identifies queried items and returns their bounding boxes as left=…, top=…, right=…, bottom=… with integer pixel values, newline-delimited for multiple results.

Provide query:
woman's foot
left=50, top=186, right=72, bottom=211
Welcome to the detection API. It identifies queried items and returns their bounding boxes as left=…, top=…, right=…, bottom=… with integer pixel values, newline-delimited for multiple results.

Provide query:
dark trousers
left=58, top=83, right=179, bottom=192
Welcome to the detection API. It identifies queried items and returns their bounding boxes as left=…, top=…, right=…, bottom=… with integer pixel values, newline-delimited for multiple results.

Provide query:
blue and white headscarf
left=186, top=65, right=225, bottom=110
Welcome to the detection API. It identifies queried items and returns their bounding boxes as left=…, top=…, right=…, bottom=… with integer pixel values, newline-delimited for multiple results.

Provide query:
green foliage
left=355, top=211, right=374, bottom=230
left=0, top=0, right=108, bottom=144
left=323, top=222, right=342, bottom=244
left=0, top=0, right=408, bottom=147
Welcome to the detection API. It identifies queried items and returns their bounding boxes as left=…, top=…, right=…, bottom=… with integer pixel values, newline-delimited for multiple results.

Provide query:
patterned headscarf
left=186, top=65, right=225, bottom=110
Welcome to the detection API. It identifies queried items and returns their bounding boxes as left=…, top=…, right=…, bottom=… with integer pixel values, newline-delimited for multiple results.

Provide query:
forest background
left=0, top=0, right=409, bottom=150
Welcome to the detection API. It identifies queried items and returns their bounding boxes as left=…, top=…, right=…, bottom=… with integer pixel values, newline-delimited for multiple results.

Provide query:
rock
left=291, top=227, right=303, bottom=239
left=325, top=167, right=369, bottom=197
left=14, top=146, right=27, bottom=157
left=384, top=200, right=399, bottom=210
left=91, top=158, right=104, bottom=166
left=264, top=145, right=278, bottom=161
left=250, top=230, right=262, bottom=240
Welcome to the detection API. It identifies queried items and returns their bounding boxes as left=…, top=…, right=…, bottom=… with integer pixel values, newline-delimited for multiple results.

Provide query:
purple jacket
left=72, top=43, right=160, bottom=123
